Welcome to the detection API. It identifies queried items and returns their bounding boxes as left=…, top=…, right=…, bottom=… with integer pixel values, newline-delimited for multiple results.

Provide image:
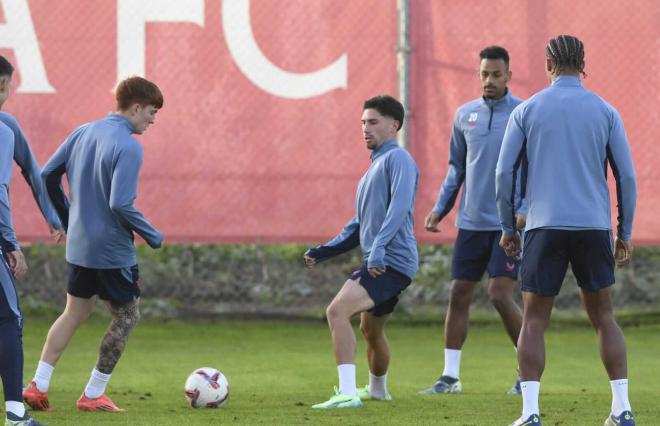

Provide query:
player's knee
left=448, top=282, right=473, bottom=306
left=125, top=305, right=141, bottom=328
left=359, top=322, right=376, bottom=341
left=112, top=303, right=141, bottom=329
left=62, top=307, right=91, bottom=325
left=325, top=304, right=340, bottom=324
left=487, top=286, right=511, bottom=308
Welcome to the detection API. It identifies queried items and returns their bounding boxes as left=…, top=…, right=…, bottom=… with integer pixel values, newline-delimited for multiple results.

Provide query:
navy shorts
left=350, top=263, right=412, bottom=317
left=452, top=229, right=519, bottom=281
left=521, top=229, right=615, bottom=296
left=67, top=263, right=141, bottom=305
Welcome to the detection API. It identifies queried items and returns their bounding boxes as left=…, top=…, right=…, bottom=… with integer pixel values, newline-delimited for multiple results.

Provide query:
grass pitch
left=16, top=317, right=660, bottom=425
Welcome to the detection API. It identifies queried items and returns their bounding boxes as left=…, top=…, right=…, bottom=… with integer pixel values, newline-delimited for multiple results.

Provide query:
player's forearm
left=43, top=168, right=70, bottom=230
left=308, top=223, right=360, bottom=262
left=0, top=187, right=19, bottom=252
left=495, top=168, right=516, bottom=235
left=110, top=203, right=162, bottom=248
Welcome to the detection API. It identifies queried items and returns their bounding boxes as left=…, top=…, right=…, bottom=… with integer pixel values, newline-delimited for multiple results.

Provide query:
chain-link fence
left=4, top=1, right=659, bottom=318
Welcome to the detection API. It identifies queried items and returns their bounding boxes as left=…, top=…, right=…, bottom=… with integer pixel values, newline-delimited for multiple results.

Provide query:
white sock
left=368, top=372, right=388, bottom=399
left=84, top=368, right=112, bottom=399
left=442, top=349, right=461, bottom=379
left=521, top=381, right=540, bottom=419
left=5, top=401, right=26, bottom=418
left=34, top=360, right=55, bottom=392
left=610, top=379, right=631, bottom=416
left=337, top=364, right=357, bottom=397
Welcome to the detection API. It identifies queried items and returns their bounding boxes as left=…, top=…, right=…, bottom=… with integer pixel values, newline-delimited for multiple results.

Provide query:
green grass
left=14, top=319, right=660, bottom=425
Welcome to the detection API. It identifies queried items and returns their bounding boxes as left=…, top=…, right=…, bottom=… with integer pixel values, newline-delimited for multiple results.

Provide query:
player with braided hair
left=497, top=34, right=636, bottom=426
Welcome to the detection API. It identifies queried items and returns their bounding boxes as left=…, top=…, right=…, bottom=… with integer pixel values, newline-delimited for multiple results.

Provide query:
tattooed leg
left=95, top=299, right=140, bottom=374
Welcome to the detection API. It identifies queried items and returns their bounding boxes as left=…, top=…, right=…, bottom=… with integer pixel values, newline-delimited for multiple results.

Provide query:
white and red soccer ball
left=184, top=367, right=229, bottom=408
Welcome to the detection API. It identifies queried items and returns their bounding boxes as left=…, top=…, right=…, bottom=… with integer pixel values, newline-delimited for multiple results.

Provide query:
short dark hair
left=115, top=76, right=164, bottom=110
left=545, top=35, right=586, bottom=77
left=363, top=95, right=404, bottom=131
left=0, top=56, right=15, bottom=78
left=479, top=46, right=510, bottom=66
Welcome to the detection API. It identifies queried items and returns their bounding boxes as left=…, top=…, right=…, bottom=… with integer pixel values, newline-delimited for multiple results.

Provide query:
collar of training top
left=370, top=139, right=399, bottom=161
left=106, top=112, right=137, bottom=133
left=551, top=75, right=582, bottom=87
left=481, top=87, right=513, bottom=108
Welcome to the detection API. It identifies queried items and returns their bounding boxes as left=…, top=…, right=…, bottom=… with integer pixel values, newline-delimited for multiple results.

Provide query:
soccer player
left=304, top=95, right=418, bottom=408
left=419, top=46, right=526, bottom=396
left=496, top=35, right=637, bottom=426
left=22, top=76, right=164, bottom=413
left=0, top=56, right=64, bottom=243
left=0, top=80, right=45, bottom=426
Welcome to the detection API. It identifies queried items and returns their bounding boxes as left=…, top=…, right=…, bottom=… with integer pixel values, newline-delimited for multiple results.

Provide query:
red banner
left=2, top=1, right=657, bottom=245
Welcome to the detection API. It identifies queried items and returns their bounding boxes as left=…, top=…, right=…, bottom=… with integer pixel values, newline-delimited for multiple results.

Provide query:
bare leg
left=517, top=292, right=554, bottom=381
left=40, top=294, right=96, bottom=365
left=326, top=280, right=374, bottom=365
left=581, top=287, right=627, bottom=379
left=487, top=276, right=522, bottom=346
left=444, top=280, right=477, bottom=349
left=95, top=299, right=140, bottom=374
left=360, top=312, right=390, bottom=376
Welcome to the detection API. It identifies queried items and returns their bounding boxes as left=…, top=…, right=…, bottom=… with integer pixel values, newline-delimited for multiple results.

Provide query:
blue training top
left=307, top=140, right=419, bottom=279
left=0, top=121, right=19, bottom=253
left=0, top=112, right=62, bottom=230
left=496, top=76, right=637, bottom=239
left=42, top=113, right=163, bottom=269
left=433, top=90, right=526, bottom=231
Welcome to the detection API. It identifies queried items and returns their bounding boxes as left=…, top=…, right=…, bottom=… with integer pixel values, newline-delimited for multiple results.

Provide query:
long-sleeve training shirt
left=433, top=90, right=526, bottom=231
left=307, top=140, right=419, bottom=279
left=0, top=121, right=19, bottom=253
left=42, top=113, right=163, bottom=269
left=496, top=76, right=637, bottom=239
left=0, top=112, right=62, bottom=229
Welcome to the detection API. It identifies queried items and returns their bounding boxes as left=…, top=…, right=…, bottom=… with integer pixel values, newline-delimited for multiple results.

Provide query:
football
left=184, top=367, right=229, bottom=408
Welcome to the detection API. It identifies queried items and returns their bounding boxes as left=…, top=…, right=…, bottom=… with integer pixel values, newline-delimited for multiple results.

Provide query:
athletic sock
left=521, top=381, right=540, bottom=419
left=84, top=368, right=111, bottom=399
left=610, top=378, right=631, bottom=416
left=34, top=360, right=54, bottom=392
left=442, top=349, right=461, bottom=379
left=5, top=401, right=26, bottom=418
left=337, top=364, right=357, bottom=397
left=368, top=372, right=388, bottom=399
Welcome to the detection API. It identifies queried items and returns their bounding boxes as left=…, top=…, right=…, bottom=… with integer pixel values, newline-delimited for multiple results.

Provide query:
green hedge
left=17, top=243, right=660, bottom=320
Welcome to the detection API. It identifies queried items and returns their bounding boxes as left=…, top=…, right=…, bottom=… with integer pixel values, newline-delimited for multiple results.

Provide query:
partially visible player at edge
left=496, top=35, right=637, bottom=426
left=304, top=95, right=419, bottom=408
left=0, top=56, right=64, bottom=243
left=0, top=58, right=47, bottom=426
left=419, top=46, right=526, bottom=396
left=23, top=76, right=164, bottom=414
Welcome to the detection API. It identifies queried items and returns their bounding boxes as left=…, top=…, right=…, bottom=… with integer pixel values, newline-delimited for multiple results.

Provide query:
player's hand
left=424, top=211, right=441, bottom=233
left=368, top=267, right=386, bottom=278
left=49, top=225, right=66, bottom=243
left=614, top=238, right=633, bottom=268
left=7, top=250, right=28, bottom=278
left=303, top=254, right=316, bottom=269
left=515, top=213, right=526, bottom=230
left=499, top=232, right=522, bottom=259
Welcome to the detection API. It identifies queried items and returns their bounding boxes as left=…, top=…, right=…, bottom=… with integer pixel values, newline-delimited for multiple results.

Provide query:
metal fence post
left=397, top=0, right=411, bottom=150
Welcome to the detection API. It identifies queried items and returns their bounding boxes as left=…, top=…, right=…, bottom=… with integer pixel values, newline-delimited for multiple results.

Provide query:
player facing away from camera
left=0, top=89, right=46, bottom=426
left=304, top=95, right=419, bottom=408
left=22, top=76, right=164, bottom=414
left=0, top=56, right=64, bottom=244
left=496, top=35, right=637, bottom=426
left=419, top=46, right=526, bottom=396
